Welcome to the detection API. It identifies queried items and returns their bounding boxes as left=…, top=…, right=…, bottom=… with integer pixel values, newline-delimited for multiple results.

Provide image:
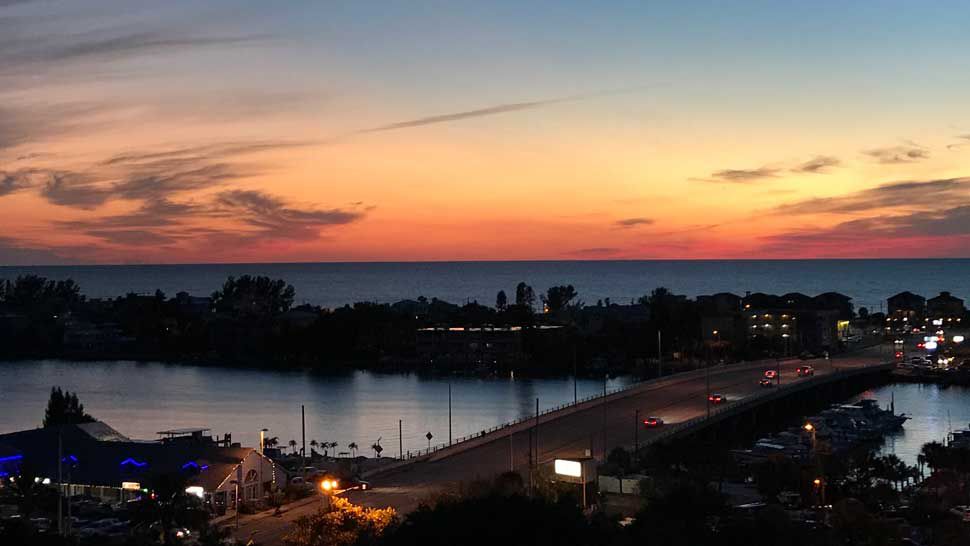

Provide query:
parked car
left=642, top=417, right=664, bottom=428
left=796, top=366, right=815, bottom=377
left=342, top=477, right=373, bottom=491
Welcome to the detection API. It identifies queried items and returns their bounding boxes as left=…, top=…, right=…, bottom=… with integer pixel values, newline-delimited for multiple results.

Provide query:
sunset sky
left=2, top=0, right=970, bottom=264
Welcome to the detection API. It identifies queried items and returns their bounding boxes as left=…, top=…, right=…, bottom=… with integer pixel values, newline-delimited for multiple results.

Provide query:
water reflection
left=0, top=360, right=633, bottom=454
left=860, top=383, right=970, bottom=466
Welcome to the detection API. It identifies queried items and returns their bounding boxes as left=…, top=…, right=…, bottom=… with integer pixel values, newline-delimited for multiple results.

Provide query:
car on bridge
left=642, top=417, right=664, bottom=428
left=758, top=378, right=773, bottom=388
left=764, top=370, right=778, bottom=379
left=796, top=365, right=815, bottom=377
left=708, top=393, right=726, bottom=404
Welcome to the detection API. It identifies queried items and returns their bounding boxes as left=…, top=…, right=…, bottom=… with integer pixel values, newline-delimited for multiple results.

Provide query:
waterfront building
left=926, top=291, right=966, bottom=323
left=0, top=421, right=283, bottom=514
left=887, top=292, right=926, bottom=332
left=416, top=325, right=563, bottom=368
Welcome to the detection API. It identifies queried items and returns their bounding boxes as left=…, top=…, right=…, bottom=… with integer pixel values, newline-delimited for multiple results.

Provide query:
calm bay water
left=864, top=383, right=970, bottom=467
left=3, top=259, right=970, bottom=312
left=1, top=361, right=966, bottom=463
left=0, top=360, right=634, bottom=454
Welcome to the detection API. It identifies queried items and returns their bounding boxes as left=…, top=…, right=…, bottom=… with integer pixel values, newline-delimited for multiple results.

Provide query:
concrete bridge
left=231, top=347, right=892, bottom=544
left=346, top=346, right=891, bottom=513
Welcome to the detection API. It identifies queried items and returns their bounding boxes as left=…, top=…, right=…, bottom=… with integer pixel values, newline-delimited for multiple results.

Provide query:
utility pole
left=573, top=347, right=578, bottom=405
left=301, top=405, right=306, bottom=468
left=534, top=398, right=540, bottom=465
left=706, top=362, right=712, bottom=418
left=57, top=431, right=63, bottom=537
left=657, top=330, right=663, bottom=377
left=448, top=382, right=453, bottom=446
left=602, top=375, right=608, bottom=457
left=399, top=420, right=403, bottom=460
left=634, top=409, right=640, bottom=463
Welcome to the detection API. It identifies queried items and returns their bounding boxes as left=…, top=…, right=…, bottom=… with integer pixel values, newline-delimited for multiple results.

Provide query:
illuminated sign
left=120, top=458, right=148, bottom=468
left=121, top=481, right=141, bottom=490
left=185, top=486, right=205, bottom=498
left=554, top=459, right=582, bottom=478
left=924, top=340, right=938, bottom=350
left=953, top=335, right=965, bottom=343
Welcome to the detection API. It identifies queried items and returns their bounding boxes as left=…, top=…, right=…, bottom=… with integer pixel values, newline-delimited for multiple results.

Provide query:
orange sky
left=2, top=1, right=970, bottom=264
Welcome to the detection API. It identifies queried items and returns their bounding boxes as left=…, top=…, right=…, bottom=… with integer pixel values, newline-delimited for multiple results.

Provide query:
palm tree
left=348, top=442, right=358, bottom=457
left=920, top=441, right=949, bottom=472
left=288, top=439, right=298, bottom=455
left=328, top=441, right=339, bottom=456
left=264, top=436, right=279, bottom=450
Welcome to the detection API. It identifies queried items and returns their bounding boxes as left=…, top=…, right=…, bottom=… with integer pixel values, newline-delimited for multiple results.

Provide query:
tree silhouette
left=541, top=285, right=579, bottom=314
left=211, top=275, right=295, bottom=316
left=43, top=386, right=95, bottom=427
left=495, top=290, right=508, bottom=310
left=514, top=282, right=536, bottom=310
left=288, top=439, right=298, bottom=454
left=348, top=442, right=358, bottom=457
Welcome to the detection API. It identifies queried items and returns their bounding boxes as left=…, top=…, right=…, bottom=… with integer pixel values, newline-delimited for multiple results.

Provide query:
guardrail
left=394, top=358, right=798, bottom=461
left=636, top=362, right=893, bottom=448
left=363, top=355, right=872, bottom=477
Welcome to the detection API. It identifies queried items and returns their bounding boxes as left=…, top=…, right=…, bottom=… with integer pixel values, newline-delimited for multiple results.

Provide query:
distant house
left=174, top=291, right=213, bottom=316
left=887, top=291, right=925, bottom=332
left=813, top=292, right=853, bottom=320
left=696, top=293, right=741, bottom=316
left=62, top=319, right=132, bottom=355
left=927, top=291, right=965, bottom=322
left=888, top=291, right=925, bottom=317
left=416, top=325, right=563, bottom=368
left=0, top=422, right=284, bottom=513
left=740, top=292, right=841, bottom=354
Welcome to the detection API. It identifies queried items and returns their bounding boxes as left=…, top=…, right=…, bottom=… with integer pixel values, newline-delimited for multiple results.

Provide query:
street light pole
left=634, top=409, right=640, bottom=463
left=657, top=330, right=663, bottom=377
left=706, top=361, right=711, bottom=418
left=448, top=382, right=452, bottom=446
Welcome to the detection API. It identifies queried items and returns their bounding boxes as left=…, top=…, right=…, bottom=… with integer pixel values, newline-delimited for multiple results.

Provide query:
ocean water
left=2, top=259, right=970, bottom=312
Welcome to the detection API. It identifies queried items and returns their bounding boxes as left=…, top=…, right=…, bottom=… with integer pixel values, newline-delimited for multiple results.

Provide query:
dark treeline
left=0, top=274, right=867, bottom=376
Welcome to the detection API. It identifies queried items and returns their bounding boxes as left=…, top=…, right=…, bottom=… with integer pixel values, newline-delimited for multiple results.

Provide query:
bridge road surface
left=233, top=347, right=887, bottom=545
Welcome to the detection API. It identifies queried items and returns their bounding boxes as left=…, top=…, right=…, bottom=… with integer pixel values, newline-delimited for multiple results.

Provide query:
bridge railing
left=387, top=355, right=869, bottom=464
left=639, top=362, right=892, bottom=448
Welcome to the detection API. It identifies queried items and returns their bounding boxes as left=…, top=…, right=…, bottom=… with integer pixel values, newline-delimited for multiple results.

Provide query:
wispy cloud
left=947, top=134, right=970, bottom=150
left=354, top=89, right=644, bottom=135
left=0, top=169, right=33, bottom=196
left=615, top=217, right=653, bottom=228
left=791, top=155, right=841, bottom=174
left=759, top=207, right=970, bottom=257
left=698, top=167, right=780, bottom=183
left=213, top=189, right=364, bottom=241
left=771, top=177, right=970, bottom=216
left=863, top=144, right=930, bottom=164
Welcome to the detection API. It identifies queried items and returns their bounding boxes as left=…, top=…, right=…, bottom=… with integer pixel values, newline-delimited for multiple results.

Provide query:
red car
left=796, top=366, right=815, bottom=377
left=708, top=393, right=726, bottom=404
left=642, top=417, right=664, bottom=428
